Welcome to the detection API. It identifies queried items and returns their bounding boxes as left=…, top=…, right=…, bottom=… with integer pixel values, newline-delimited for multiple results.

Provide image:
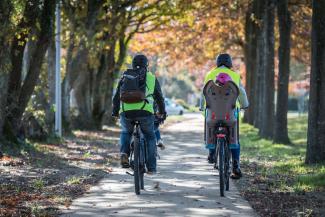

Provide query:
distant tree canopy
left=130, top=0, right=311, bottom=78
left=0, top=0, right=187, bottom=141
left=130, top=0, right=312, bottom=144
left=1, top=0, right=323, bottom=164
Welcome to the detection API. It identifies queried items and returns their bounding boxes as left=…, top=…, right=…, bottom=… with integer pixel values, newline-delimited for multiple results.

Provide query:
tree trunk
left=259, top=0, right=275, bottom=139
left=254, top=0, right=267, bottom=129
left=0, top=0, right=13, bottom=139
left=74, top=69, right=94, bottom=129
left=305, top=0, right=325, bottom=164
left=62, top=30, right=75, bottom=131
left=92, top=53, right=109, bottom=129
left=0, top=64, right=9, bottom=140
left=8, top=0, right=56, bottom=135
left=274, top=0, right=291, bottom=144
left=243, top=2, right=258, bottom=125
left=46, top=38, right=56, bottom=133
left=61, top=0, right=102, bottom=130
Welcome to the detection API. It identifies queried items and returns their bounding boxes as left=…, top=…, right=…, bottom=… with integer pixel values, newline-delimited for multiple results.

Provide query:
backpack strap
left=122, top=102, right=125, bottom=112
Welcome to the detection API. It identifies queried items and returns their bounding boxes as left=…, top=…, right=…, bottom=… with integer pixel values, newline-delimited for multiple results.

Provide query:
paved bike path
left=62, top=113, right=256, bottom=217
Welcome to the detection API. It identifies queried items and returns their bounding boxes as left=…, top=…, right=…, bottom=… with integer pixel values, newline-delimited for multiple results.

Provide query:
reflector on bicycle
left=212, top=111, right=216, bottom=120
left=225, top=112, right=230, bottom=121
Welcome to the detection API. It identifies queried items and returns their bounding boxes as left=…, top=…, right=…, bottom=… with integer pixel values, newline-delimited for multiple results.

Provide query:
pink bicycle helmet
left=216, top=73, right=232, bottom=85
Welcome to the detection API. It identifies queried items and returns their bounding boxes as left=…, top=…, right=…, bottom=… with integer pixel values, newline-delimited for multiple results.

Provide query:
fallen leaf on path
left=153, top=182, right=160, bottom=190
left=106, top=167, right=113, bottom=173
left=0, top=156, right=12, bottom=161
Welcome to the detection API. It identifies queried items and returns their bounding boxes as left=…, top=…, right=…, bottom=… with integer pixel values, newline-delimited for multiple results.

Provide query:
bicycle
left=128, top=121, right=146, bottom=195
left=203, top=79, right=239, bottom=197
left=127, top=116, right=165, bottom=195
left=214, top=121, right=231, bottom=197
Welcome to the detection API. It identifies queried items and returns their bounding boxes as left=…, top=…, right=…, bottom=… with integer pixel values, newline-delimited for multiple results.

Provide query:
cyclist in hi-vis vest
left=203, top=53, right=249, bottom=179
left=112, top=54, right=166, bottom=175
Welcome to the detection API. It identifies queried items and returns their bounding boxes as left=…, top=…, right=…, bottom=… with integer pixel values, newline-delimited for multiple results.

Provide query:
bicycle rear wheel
left=225, top=144, right=231, bottom=191
left=218, top=138, right=225, bottom=197
left=133, top=136, right=141, bottom=195
left=140, top=140, right=145, bottom=190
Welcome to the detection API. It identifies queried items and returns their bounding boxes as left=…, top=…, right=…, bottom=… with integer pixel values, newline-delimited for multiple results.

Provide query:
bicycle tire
left=214, top=144, right=219, bottom=170
left=133, top=135, right=141, bottom=195
left=140, top=140, right=145, bottom=190
left=225, top=143, right=230, bottom=191
left=218, top=138, right=225, bottom=197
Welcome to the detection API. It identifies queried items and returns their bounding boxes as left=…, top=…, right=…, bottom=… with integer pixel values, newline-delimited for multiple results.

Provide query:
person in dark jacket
left=112, top=54, right=166, bottom=174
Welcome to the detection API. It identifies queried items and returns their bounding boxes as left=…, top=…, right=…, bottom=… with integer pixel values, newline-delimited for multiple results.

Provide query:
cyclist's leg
left=139, top=115, right=157, bottom=172
left=231, top=147, right=240, bottom=167
left=229, top=122, right=240, bottom=165
left=205, top=115, right=216, bottom=163
left=154, top=122, right=161, bottom=141
left=120, top=114, right=134, bottom=157
left=208, top=148, right=216, bottom=163
left=233, top=116, right=241, bottom=169
left=231, top=119, right=242, bottom=178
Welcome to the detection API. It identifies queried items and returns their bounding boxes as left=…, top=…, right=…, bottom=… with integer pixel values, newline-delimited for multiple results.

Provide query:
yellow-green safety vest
left=204, top=67, right=241, bottom=108
left=120, top=71, right=156, bottom=114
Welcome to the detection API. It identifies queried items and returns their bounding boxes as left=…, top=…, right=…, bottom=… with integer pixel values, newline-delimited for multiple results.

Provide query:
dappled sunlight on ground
left=62, top=113, right=256, bottom=217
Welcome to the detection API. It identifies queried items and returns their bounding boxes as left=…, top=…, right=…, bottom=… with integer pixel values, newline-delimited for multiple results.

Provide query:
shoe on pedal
left=231, top=160, right=242, bottom=179
left=157, top=139, right=165, bottom=150
left=230, top=167, right=242, bottom=179
left=120, top=153, right=130, bottom=168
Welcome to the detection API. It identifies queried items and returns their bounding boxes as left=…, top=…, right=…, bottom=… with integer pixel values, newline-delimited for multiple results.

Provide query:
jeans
left=154, top=122, right=161, bottom=141
left=209, top=143, right=240, bottom=168
left=120, top=114, right=157, bottom=172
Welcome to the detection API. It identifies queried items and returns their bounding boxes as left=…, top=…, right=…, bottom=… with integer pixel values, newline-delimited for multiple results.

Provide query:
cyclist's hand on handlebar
left=156, top=112, right=167, bottom=122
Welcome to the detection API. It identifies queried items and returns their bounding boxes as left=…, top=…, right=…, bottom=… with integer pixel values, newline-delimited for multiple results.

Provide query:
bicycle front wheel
left=218, top=138, right=225, bottom=197
left=133, top=136, right=141, bottom=195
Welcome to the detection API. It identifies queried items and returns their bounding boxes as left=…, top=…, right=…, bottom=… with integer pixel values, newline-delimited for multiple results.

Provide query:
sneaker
left=157, top=139, right=165, bottom=150
left=231, top=160, right=242, bottom=179
left=146, top=170, right=157, bottom=175
left=208, top=153, right=215, bottom=164
left=120, top=153, right=129, bottom=168
left=230, top=167, right=242, bottom=179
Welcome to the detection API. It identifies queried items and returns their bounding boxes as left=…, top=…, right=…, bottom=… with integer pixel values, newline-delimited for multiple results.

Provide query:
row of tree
left=128, top=0, right=324, bottom=163
left=0, top=0, right=184, bottom=143
left=243, top=0, right=325, bottom=163
left=0, top=0, right=323, bottom=163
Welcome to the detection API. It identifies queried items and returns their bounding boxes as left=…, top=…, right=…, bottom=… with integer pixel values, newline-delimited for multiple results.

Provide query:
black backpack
left=120, top=68, right=147, bottom=103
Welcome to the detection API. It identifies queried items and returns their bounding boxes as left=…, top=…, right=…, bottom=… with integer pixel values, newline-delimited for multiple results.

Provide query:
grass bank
left=236, top=114, right=325, bottom=216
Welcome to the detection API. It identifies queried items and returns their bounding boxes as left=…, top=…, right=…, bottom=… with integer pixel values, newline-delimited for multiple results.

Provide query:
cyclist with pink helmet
left=202, top=53, right=249, bottom=179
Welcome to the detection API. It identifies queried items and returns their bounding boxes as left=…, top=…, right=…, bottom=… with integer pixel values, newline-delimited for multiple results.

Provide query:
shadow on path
left=61, top=114, right=256, bottom=217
